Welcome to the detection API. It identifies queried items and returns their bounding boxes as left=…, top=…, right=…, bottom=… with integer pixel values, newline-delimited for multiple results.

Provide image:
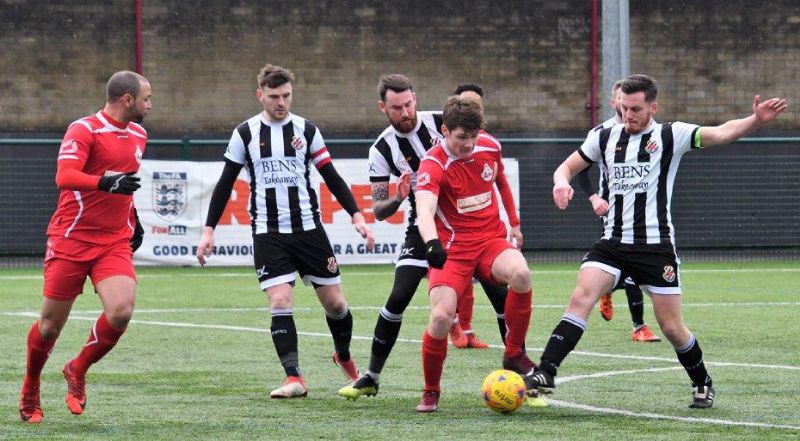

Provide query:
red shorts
left=428, top=237, right=513, bottom=296
left=43, top=236, right=136, bottom=301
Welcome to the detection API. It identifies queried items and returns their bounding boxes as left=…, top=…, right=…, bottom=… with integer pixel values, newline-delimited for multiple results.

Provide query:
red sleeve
left=55, top=122, right=101, bottom=191
left=495, top=171, right=519, bottom=227
left=416, top=158, right=444, bottom=196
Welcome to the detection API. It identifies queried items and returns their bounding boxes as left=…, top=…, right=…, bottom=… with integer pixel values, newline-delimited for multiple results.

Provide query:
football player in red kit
left=413, top=96, right=536, bottom=412
left=19, top=71, right=151, bottom=423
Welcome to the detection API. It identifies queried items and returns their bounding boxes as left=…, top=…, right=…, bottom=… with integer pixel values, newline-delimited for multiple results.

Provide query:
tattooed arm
left=371, top=171, right=411, bottom=221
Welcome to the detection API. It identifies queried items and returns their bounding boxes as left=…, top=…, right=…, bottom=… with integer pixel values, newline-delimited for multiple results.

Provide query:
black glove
left=98, top=172, right=141, bottom=195
left=131, top=208, right=144, bottom=252
left=425, top=239, right=447, bottom=269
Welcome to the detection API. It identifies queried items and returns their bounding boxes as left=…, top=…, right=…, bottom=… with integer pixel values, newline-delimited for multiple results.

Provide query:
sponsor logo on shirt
left=456, top=191, right=492, bottom=214
left=417, top=171, right=431, bottom=188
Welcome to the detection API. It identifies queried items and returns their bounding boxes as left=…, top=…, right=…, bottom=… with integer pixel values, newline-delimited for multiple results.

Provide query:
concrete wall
left=1, top=0, right=797, bottom=135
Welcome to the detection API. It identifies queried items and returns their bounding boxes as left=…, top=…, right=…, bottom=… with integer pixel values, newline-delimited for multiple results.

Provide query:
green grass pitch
left=1, top=261, right=798, bottom=440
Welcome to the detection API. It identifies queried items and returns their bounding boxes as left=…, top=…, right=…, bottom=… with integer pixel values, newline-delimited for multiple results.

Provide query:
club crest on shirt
left=430, top=136, right=442, bottom=147
left=291, top=135, right=306, bottom=151
left=327, top=256, right=338, bottom=273
left=481, top=163, right=494, bottom=182
left=662, top=265, right=676, bottom=283
left=152, top=171, right=187, bottom=222
left=645, top=139, right=659, bottom=154
left=135, top=145, right=143, bottom=163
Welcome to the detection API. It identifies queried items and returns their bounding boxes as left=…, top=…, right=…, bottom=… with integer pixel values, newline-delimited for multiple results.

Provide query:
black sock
left=326, top=308, right=353, bottom=361
left=675, top=335, right=712, bottom=387
left=540, top=314, right=586, bottom=376
left=369, top=310, right=402, bottom=374
left=270, top=311, right=300, bottom=377
left=497, top=315, right=507, bottom=344
left=480, top=279, right=509, bottom=344
left=365, top=265, right=426, bottom=374
left=625, top=283, right=645, bottom=328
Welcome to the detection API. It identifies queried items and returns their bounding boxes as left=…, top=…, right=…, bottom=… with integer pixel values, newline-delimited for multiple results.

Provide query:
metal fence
left=1, top=137, right=798, bottom=264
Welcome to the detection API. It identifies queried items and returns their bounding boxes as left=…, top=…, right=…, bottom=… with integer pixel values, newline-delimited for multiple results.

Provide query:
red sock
left=71, top=314, right=126, bottom=376
left=503, top=289, right=532, bottom=357
left=421, top=331, right=448, bottom=392
left=457, top=284, right=475, bottom=332
left=26, top=321, right=57, bottom=380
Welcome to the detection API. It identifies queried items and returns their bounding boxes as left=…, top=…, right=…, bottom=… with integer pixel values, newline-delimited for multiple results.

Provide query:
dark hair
left=454, top=82, right=483, bottom=97
left=106, top=71, right=147, bottom=103
left=377, top=74, right=413, bottom=101
left=442, top=96, right=483, bottom=132
left=621, top=74, right=658, bottom=102
left=611, top=79, right=623, bottom=94
left=258, top=64, right=295, bottom=89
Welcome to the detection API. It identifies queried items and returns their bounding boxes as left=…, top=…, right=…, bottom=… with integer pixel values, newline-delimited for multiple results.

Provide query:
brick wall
left=1, top=0, right=797, bottom=135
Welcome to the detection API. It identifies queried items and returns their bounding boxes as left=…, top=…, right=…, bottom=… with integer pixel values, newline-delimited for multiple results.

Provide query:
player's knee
left=106, top=305, right=133, bottom=328
left=568, top=286, right=596, bottom=312
left=323, top=298, right=348, bottom=316
left=429, top=308, right=454, bottom=335
left=38, top=320, right=62, bottom=340
left=508, top=265, right=531, bottom=291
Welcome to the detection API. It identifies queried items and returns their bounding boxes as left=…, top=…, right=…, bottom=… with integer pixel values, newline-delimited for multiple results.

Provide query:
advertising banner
left=134, top=158, right=518, bottom=266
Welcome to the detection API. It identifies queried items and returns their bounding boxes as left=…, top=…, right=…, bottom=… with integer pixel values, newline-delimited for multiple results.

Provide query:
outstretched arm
left=700, top=95, right=788, bottom=147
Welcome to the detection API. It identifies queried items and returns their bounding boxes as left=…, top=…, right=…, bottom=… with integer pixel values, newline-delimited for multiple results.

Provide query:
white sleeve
left=367, top=144, right=392, bottom=180
left=578, top=127, right=603, bottom=163
left=671, top=121, right=701, bottom=155
left=223, top=128, right=246, bottom=164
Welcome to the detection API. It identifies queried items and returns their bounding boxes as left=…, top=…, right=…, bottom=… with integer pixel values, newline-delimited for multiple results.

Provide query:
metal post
left=181, top=136, right=191, bottom=160
left=601, top=0, right=629, bottom=121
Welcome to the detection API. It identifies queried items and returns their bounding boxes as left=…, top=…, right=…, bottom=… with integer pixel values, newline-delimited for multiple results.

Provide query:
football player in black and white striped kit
left=575, top=80, right=662, bottom=342
left=526, top=74, right=786, bottom=408
left=196, top=64, right=375, bottom=399
left=339, top=75, right=512, bottom=400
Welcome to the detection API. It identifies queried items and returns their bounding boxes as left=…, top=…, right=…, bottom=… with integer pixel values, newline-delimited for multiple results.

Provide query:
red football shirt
left=46, top=111, right=147, bottom=245
left=416, top=133, right=508, bottom=249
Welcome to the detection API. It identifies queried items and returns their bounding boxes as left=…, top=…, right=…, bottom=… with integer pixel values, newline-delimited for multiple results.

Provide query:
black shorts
left=582, top=239, right=681, bottom=294
left=396, top=226, right=427, bottom=269
left=252, top=228, right=340, bottom=290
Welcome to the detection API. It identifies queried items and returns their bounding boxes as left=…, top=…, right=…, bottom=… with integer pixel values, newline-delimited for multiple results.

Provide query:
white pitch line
left=3, top=312, right=798, bottom=430
left=545, top=398, right=800, bottom=431
left=3, top=311, right=799, bottom=373
left=1, top=267, right=800, bottom=281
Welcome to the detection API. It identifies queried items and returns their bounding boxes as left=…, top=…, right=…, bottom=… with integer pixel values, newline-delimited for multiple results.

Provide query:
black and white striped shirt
left=225, top=112, right=331, bottom=234
left=367, top=111, right=443, bottom=227
left=579, top=120, right=700, bottom=245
